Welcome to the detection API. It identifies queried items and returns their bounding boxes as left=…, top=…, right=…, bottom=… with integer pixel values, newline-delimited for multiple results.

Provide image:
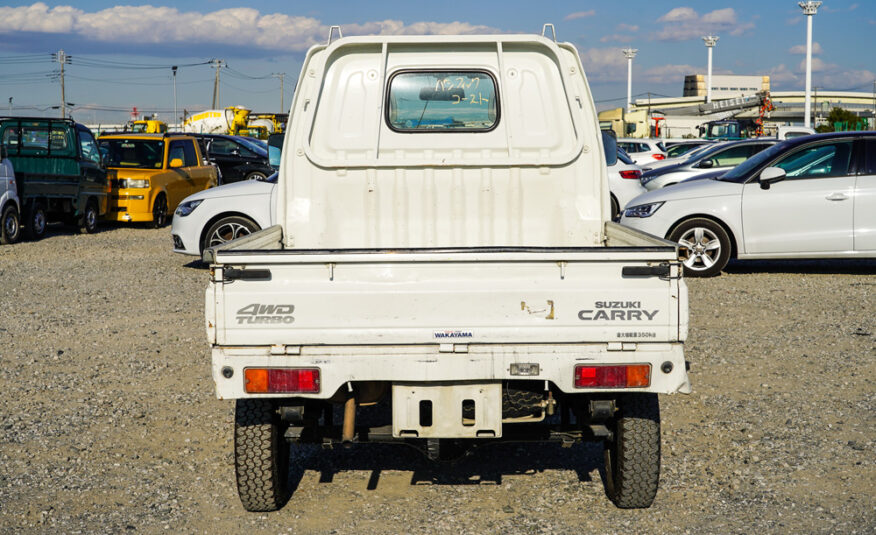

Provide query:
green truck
left=0, top=117, right=107, bottom=240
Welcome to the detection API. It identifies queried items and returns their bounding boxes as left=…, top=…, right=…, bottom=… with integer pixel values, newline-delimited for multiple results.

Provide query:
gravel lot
left=0, top=223, right=874, bottom=535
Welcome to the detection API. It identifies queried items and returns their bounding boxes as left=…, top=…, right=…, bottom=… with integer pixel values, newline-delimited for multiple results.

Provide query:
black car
left=194, top=134, right=274, bottom=184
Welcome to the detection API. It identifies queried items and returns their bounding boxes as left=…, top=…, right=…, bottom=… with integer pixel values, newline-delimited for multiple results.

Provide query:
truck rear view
left=205, top=31, right=690, bottom=512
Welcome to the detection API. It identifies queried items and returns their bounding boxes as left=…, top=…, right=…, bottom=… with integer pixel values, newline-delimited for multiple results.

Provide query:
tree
left=816, top=107, right=862, bottom=133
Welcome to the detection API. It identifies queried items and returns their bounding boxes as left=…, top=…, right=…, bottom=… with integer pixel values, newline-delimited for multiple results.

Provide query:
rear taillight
left=652, top=154, right=665, bottom=160
left=574, top=364, right=650, bottom=388
left=619, top=169, right=642, bottom=180
left=244, top=368, right=321, bottom=393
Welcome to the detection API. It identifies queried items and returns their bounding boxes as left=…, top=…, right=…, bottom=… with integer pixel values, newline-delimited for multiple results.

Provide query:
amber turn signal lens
left=244, top=368, right=320, bottom=393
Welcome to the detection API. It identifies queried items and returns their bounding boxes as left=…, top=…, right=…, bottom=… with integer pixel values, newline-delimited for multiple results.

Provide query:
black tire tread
left=78, top=200, right=99, bottom=234
left=605, top=393, right=661, bottom=509
left=234, top=399, right=289, bottom=512
left=1, top=203, right=20, bottom=244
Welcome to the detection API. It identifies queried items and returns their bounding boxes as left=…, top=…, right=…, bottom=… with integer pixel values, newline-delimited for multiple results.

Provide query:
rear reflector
left=244, top=368, right=320, bottom=393
left=619, top=169, right=642, bottom=180
left=574, top=364, right=651, bottom=388
left=652, top=154, right=665, bottom=160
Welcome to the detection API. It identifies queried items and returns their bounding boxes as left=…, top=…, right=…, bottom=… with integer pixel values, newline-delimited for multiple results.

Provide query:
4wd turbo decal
left=236, top=304, right=295, bottom=325
left=578, top=301, right=659, bottom=321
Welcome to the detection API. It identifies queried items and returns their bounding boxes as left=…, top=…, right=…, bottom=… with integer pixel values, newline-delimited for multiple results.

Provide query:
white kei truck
left=204, top=28, right=691, bottom=512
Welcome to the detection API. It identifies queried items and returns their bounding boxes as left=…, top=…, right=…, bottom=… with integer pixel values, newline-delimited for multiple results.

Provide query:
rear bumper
left=211, top=342, right=690, bottom=400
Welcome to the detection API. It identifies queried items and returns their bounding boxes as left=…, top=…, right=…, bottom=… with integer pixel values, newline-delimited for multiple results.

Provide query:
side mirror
left=169, top=158, right=184, bottom=168
left=698, top=159, right=714, bottom=169
left=759, top=166, right=786, bottom=190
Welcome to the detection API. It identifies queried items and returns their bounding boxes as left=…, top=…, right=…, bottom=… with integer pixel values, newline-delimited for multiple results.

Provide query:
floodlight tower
left=702, top=35, right=719, bottom=103
left=622, top=48, right=638, bottom=113
left=799, top=1, right=821, bottom=128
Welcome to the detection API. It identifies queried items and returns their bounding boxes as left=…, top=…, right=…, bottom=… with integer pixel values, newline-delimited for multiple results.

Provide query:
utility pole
left=799, top=1, right=821, bottom=129
left=52, top=50, right=72, bottom=118
left=621, top=49, right=637, bottom=114
left=272, top=73, right=286, bottom=112
left=172, top=66, right=178, bottom=128
left=210, top=59, right=225, bottom=109
left=702, top=35, right=719, bottom=103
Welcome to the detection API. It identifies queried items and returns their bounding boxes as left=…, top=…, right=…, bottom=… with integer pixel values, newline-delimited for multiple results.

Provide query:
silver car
left=640, top=138, right=778, bottom=191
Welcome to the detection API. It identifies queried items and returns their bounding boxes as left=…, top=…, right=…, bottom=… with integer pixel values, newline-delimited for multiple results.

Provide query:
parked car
left=99, top=133, right=217, bottom=226
left=602, top=132, right=645, bottom=220
left=171, top=172, right=276, bottom=256
left=620, top=131, right=876, bottom=277
left=1, top=117, right=107, bottom=239
left=194, top=133, right=274, bottom=184
left=615, top=138, right=666, bottom=167
left=640, top=138, right=778, bottom=191
left=646, top=141, right=721, bottom=171
left=663, top=139, right=715, bottom=159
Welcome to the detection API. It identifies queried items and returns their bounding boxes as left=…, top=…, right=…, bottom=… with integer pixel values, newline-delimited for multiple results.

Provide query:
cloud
left=599, top=23, right=640, bottom=43
left=786, top=16, right=802, bottom=25
left=0, top=3, right=501, bottom=54
left=766, top=64, right=798, bottom=84
left=564, top=10, right=595, bottom=21
left=799, top=57, right=830, bottom=72
left=641, top=64, right=702, bottom=84
left=654, top=7, right=755, bottom=41
left=658, top=7, right=697, bottom=23
left=789, top=42, right=823, bottom=54
left=577, top=47, right=627, bottom=83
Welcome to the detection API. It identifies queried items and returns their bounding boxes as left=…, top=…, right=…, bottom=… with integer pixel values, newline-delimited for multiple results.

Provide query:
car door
left=166, top=140, right=193, bottom=209
left=855, top=139, right=876, bottom=252
left=741, top=138, right=855, bottom=255
left=206, top=138, right=241, bottom=182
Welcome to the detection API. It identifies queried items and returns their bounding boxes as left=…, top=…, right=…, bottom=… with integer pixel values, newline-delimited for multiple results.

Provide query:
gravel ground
left=0, top=223, right=874, bottom=535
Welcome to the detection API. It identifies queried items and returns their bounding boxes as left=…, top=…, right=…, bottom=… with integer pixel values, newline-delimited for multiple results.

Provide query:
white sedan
left=171, top=173, right=277, bottom=257
left=620, top=132, right=876, bottom=277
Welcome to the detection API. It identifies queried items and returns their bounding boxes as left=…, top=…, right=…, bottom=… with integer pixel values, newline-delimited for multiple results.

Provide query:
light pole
left=172, top=66, right=178, bottom=128
left=702, top=35, right=719, bottom=103
left=799, top=1, right=821, bottom=128
left=622, top=48, right=637, bottom=113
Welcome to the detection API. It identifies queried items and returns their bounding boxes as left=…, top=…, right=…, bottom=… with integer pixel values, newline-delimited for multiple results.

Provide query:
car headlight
left=623, top=201, right=664, bottom=218
left=175, top=199, right=203, bottom=217
left=118, top=178, right=150, bottom=189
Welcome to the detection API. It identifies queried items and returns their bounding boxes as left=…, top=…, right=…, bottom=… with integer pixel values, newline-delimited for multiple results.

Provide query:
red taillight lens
left=652, top=154, right=665, bottom=160
left=619, top=169, right=642, bottom=180
left=244, top=368, right=321, bottom=393
left=574, top=364, right=651, bottom=388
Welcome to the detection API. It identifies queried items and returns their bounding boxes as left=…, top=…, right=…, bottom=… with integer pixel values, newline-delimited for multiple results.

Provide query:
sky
left=0, top=0, right=873, bottom=123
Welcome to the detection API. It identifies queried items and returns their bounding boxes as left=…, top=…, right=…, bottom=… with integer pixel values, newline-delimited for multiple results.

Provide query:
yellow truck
left=128, top=119, right=167, bottom=134
left=98, top=133, right=216, bottom=226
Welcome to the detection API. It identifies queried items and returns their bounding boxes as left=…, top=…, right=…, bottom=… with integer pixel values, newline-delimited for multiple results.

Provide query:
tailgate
left=208, top=248, right=686, bottom=346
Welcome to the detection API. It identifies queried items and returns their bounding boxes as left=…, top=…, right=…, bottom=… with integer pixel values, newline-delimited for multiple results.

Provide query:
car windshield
left=667, top=143, right=704, bottom=158
left=99, top=139, right=164, bottom=168
left=234, top=136, right=268, bottom=156
left=617, top=148, right=634, bottom=165
left=717, top=142, right=787, bottom=183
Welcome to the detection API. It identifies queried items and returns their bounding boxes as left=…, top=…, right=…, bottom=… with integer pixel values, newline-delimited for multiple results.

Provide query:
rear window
left=386, top=71, right=498, bottom=132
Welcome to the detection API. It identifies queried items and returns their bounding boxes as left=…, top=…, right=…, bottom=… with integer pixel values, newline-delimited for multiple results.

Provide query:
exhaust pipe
left=342, top=385, right=356, bottom=443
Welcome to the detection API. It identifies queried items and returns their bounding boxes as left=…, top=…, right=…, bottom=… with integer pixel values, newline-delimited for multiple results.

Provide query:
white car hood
left=185, top=179, right=274, bottom=202
left=627, top=177, right=743, bottom=206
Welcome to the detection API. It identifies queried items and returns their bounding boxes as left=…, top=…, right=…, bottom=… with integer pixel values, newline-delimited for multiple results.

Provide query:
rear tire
left=1, top=203, right=21, bottom=244
left=151, top=194, right=168, bottom=228
left=78, top=199, right=99, bottom=234
left=24, top=202, right=47, bottom=241
left=610, top=195, right=620, bottom=221
left=245, top=171, right=267, bottom=181
left=603, top=393, right=661, bottom=509
left=234, top=399, right=290, bottom=512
